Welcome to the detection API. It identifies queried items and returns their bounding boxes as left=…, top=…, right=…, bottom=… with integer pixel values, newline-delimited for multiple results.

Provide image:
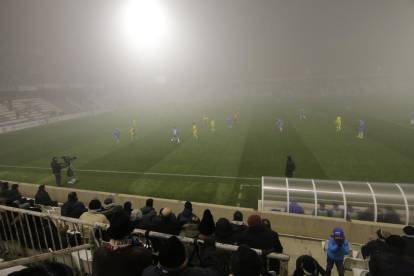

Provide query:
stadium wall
left=15, top=182, right=406, bottom=244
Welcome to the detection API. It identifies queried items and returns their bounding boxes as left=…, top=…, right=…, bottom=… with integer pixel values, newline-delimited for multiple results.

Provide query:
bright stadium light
left=120, top=0, right=171, bottom=55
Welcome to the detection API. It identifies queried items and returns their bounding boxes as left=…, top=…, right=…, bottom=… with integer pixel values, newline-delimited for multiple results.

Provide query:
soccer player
left=203, top=114, right=208, bottom=124
left=234, top=113, right=238, bottom=126
left=171, top=127, right=180, bottom=143
left=114, top=128, right=120, bottom=144
left=191, top=123, right=198, bottom=139
left=277, top=117, right=283, bottom=132
left=358, top=118, right=364, bottom=138
left=133, top=118, right=137, bottom=130
left=346, top=100, right=351, bottom=109
left=336, top=115, right=341, bottom=131
left=130, top=127, right=136, bottom=141
left=300, top=108, right=306, bottom=120
left=411, top=109, right=414, bottom=124
left=210, top=119, right=215, bottom=132
left=227, top=115, right=232, bottom=129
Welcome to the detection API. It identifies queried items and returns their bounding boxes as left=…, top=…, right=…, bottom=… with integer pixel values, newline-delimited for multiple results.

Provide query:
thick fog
left=1, top=0, right=414, bottom=86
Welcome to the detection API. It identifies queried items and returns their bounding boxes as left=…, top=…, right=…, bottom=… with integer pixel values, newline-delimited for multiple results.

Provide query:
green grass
left=1, top=95, right=413, bottom=209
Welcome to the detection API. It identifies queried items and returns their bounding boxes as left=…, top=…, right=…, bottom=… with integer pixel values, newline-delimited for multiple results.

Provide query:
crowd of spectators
left=1, top=182, right=414, bottom=276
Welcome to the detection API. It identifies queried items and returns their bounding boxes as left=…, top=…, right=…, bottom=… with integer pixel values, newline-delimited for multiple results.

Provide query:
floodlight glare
left=120, top=0, right=171, bottom=54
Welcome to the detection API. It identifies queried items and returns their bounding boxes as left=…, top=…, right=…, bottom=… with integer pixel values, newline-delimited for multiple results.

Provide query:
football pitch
left=1, top=94, right=413, bottom=209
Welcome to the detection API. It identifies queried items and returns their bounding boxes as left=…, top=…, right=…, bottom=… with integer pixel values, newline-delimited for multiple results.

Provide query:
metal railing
left=0, top=205, right=290, bottom=276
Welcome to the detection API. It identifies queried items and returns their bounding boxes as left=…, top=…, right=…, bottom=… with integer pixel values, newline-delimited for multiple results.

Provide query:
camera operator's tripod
left=66, top=164, right=79, bottom=184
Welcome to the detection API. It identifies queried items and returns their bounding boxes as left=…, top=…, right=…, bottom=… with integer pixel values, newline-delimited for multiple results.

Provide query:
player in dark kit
left=285, top=156, right=296, bottom=178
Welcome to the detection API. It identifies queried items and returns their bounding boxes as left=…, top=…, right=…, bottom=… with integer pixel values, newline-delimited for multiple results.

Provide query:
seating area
left=1, top=182, right=413, bottom=276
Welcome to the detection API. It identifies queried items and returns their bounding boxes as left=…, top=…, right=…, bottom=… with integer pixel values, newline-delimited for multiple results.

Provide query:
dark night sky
left=0, top=0, right=414, bottom=83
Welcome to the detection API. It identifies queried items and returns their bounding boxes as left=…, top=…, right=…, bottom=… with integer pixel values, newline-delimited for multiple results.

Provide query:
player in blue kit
left=114, top=128, right=120, bottom=144
left=227, top=116, right=232, bottom=129
left=278, top=117, right=284, bottom=132
left=300, top=108, right=306, bottom=120
left=357, top=118, right=364, bottom=138
left=171, top=127, right=180, bottom=143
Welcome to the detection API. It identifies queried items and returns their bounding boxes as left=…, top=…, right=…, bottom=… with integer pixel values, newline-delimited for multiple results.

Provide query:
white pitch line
left=356, top=110, right=414, bottom=130
left=0, top=165, right=260, bottom=181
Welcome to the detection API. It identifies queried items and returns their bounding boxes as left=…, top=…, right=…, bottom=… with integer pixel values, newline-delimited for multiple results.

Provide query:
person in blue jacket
left=326, top=227, right=349, bottom=276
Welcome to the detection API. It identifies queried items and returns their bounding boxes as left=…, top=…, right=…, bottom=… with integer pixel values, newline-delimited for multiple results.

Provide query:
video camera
left=60, top=156, right=77, bottom=165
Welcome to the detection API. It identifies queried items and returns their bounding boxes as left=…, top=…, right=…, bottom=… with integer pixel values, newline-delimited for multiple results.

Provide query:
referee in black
left=51, top=157, right=62, bottom=187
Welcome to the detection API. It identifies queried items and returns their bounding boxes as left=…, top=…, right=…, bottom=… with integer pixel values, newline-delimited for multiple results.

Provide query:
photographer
left=51, top=157, right=63, bottom=187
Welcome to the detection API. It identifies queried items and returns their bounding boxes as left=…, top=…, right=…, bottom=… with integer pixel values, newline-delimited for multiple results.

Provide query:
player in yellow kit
left=336, top=115, right=341, bottom=131
left=130, top=127, right=136, bottom=141
left=210, top=119, right=215, bottom=132
left=133, top=118, right=137, bottom=130
left=191, top=123, right=198, bottom=139
left=203, top=114, right=208, bottom=124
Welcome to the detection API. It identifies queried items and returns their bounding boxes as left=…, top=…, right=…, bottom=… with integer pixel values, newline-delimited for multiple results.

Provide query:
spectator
left=130, top=209, right=150, bottom=230
left=61, top=192, right=86, bottom=219
left=230, top=244, right=263, bottom=276
left=92, top=211, right=153, bottom=276
left=329, top=203, right=344, bottom=218
left=155, top=207, right=177, bottom=222
left=361, top=229, right=391, bottom=259
left=6, top=183, right=22, bottom=203
left=101, top=198, right=115, bottom=217
left=285, top=199, right=305, bottom=214
left=369, top=235, right=414, bottom=276
left=140, top=198, right=157, bottom=223
left=326, top=228, right=349, bottom=276
left=231, top=211, right=247, bottom=235
left=240, top=214, right=283, bottom=274
left=180, top=214, right=200, bottom=238
left=261, top=218, right=271, bottom=230
left=311, top=202, right=329, bottom=217
left=142, top=236, right=221, bottom=276
left=215, top=218, right=240, bottom=276
left=35, top=185, right=58, bottom=207
left=199, top=209, right=216, bottom=239
left=177, top=201, right=198, bottom=222
left=402, top=226, right=414, bottom=257
left=78, top=199, right=109, bottom=239
left=292, top=255, right=327, bottom=276
left=123, top=201, right=133, bottom=218
left=215, top=218, right=239, bottom=245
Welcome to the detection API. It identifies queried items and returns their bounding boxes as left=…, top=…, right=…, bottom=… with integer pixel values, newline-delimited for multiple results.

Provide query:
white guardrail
left=0, top=205, right=290, bottom=275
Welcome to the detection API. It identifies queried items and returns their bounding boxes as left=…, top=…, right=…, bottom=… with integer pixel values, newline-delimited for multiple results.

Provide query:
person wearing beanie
left=34, top=185, right=58, bottom=207
left=101, top=198, right=115, bottom=217
left=93, top=211, right=153, bottom=276
left=240, top=214, right=283, bottom=274
left=361, top=229, right=391, bottom=259
left=369, top=235, right=414, bottom=276
left=214, top=218, right=240, bottom=276
left=177, top=201, right=198, bottom=223
left=231, top=211, right=247, bottom=235
left=78, top=199, right=109, bottom=239
left=140, top=198, right=157, bottom=223
left=402, top=225, right=414, bottom=257
left=131, top=209, right=150, bottom=230
left=199, top=209, right=216, bottom=239
left=61, top=192, right=86, bottom=219
left=142, top=236, right=221, bottom=276
left=231, top=244, right=263, bottom=276
left=150, top=207, right=186, bottom=252
left=326, top=228, right=349, bottom=276
left=292, top=255, right=327, bottom=276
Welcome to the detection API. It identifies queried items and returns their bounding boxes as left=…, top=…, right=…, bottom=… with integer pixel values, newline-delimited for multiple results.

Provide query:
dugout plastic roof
left=261, top=177, right=414, bottom=225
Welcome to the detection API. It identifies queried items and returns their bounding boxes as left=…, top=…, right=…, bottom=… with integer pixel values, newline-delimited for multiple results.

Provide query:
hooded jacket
left=61, top=199, right=86, bottom=219
left=327, top=236, right=349, bottom=261
left=140, top=206, right=157, bottom=223
left=177, top=208, right=197, bottom=222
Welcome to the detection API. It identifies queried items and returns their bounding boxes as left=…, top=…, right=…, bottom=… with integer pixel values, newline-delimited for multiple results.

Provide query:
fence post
left=279, top=260, right=289, bottom=276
